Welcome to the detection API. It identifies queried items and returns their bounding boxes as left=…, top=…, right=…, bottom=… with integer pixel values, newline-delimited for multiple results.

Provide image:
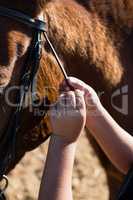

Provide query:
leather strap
left=0, top=5, right=73, bottom=182
left=0, top=192, right=6, bottom=200
left=0, top=6, right=46, bottom=31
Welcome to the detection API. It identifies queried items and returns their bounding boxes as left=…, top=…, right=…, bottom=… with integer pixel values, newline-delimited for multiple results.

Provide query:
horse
left=0, top=0, right=64, bottom=181
left=0, top=0, right=133, bottom=199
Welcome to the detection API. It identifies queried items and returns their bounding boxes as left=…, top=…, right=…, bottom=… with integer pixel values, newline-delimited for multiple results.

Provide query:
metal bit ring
left=0, top=175, right=8, bottom=195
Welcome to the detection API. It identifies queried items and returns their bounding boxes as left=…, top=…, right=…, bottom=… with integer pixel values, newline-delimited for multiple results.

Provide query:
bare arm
left=38, top=90, right=86, bottom=200
left=66, top=77, right=133, bottom=174
left=38, top=136, right=76, bottom=200
left=86, top=105, right=133, bottom=174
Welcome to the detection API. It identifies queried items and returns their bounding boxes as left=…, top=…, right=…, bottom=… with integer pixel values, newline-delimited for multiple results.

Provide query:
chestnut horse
left=0, top=0, right=133, bottom=199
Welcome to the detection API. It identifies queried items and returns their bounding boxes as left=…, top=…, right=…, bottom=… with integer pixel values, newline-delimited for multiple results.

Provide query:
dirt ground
left=5, top=132, right=109, bottom=200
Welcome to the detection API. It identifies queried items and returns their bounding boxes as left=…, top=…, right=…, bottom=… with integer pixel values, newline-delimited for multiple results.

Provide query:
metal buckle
left=0, top=175, right=8, bottom=196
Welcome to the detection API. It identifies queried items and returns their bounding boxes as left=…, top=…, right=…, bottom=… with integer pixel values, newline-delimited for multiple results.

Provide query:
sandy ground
left=5, top=132, right=109, bottom=200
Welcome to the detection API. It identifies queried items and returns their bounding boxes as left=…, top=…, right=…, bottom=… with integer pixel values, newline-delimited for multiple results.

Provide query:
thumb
left=67, top=77, right=86, bottom=92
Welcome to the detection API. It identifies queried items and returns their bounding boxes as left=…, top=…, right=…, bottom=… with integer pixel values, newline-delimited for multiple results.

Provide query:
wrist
left=86, top=103, right=105, bottom=129
left=51, top=134, right=78, bottom=145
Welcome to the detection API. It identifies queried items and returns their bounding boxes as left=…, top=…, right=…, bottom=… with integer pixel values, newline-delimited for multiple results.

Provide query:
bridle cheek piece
left=0, top=5, right=73, bottom=199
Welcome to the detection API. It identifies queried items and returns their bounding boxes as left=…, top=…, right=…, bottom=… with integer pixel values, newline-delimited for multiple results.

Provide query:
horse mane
left=44, top=0, right=125, bottom=89
left=110, top=0, right=133, bottom=28
left=77, top=0, right=133, bottom=28
left=67, top=0, right=133, bottom=30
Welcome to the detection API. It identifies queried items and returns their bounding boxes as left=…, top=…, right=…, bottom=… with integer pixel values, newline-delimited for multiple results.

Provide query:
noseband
left=0, top=6, right=72, bottom=199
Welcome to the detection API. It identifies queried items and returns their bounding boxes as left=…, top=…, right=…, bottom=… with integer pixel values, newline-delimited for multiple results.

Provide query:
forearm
left=38, top=135, right=76, bottom=200
left=86, top=106, right=133, bottom=174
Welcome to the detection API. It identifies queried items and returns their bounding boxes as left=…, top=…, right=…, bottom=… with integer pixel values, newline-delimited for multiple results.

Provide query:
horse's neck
left=44, top=0, right=124, bottom=90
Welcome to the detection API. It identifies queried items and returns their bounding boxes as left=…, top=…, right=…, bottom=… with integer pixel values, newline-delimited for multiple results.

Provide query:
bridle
left=0, top=6, right=73, bottom=199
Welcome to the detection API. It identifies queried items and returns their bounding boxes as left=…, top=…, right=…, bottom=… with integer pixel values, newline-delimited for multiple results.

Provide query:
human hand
left=61, top=77, right=103, bottom=126
left=61, top=77, right=102, bottom=108
left=49, top=90, right=86, bottom=143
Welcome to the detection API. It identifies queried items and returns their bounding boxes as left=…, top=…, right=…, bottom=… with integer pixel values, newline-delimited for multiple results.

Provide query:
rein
left=0, top=6, right=73, bottom=199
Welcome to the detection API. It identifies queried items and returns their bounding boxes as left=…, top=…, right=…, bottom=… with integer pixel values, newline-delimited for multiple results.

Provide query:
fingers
left=75, top=90, right=86, bottom=110
left=57, top=91, right=76, bottom=111
left=50, top=91, right=75, bottom=116
left=60, top=77, right=99, bottom=105
left=60, top=77, right=86, bottom=92
left=50, top=90, right=85, bottom=117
